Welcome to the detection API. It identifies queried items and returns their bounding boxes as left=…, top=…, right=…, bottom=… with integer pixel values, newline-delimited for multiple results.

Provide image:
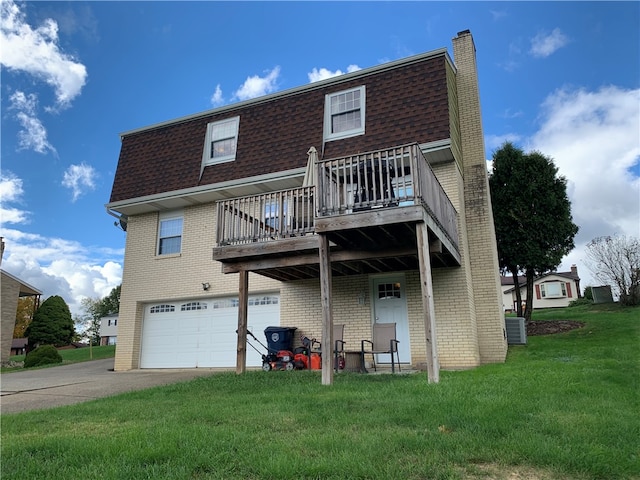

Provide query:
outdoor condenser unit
left=505, top=317, right=527, bottom=345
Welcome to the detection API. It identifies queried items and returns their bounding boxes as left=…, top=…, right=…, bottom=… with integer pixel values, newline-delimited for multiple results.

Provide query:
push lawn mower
left=245, top=329, right=295, bottom=371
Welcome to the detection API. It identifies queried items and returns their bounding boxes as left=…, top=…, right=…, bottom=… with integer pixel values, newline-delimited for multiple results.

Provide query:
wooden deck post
left=416, top=223, right=440, bottom=383
left=236, top=270, right=249, bottom=374
left=318, top=233, right=334, bottom=385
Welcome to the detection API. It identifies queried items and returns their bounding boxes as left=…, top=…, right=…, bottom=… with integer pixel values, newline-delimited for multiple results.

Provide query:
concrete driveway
left=0, top=358, right=221, bottom=414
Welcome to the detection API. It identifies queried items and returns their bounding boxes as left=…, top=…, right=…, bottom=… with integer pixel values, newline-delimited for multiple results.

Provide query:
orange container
left=310, top=353, right=321, bottom=370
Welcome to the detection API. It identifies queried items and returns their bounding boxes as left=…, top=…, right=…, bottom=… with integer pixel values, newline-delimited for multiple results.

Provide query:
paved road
left=0, top=359, right=222, bottom=414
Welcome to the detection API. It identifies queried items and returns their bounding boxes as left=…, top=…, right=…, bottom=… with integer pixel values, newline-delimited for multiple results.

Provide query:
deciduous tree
left=585, top=235, right=639, bottom=306
left=13, top=296, right=37, bottom=338
left=489, top=142, right=579, bottom=321
left=80, top=285, right=121, bottom=345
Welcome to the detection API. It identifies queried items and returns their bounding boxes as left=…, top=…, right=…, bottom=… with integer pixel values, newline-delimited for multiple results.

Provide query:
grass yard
left=1, top=304, right=638, bottom=479
left=1, top=345, right=116, bottom=373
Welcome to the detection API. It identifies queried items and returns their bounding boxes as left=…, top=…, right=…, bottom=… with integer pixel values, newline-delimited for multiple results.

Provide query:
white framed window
left=378, top=282, right=402, bottom=300
left=540, top=282, right=567, bottom=298
left=324, top=86, right=365, bottom=142
left=202, top=116, right=240, bottom=166
left=181, top=302, right=208, bottom=311
left=150, top=304, right=176, bottom=313
left=248, top=296, right=279, bottom=306
left=157, top=211, right=183, bottom=256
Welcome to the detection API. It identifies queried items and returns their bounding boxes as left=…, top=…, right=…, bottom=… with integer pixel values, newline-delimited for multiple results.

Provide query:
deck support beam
left=235, top=270, right=249, bottom=374
left=318, top=233, right=334, bottom=385
left=416, top=223, right=440, bottom=383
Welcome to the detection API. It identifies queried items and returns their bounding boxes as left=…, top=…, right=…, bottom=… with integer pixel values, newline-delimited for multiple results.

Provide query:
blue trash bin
left=264, top=326, right=297, bottom=352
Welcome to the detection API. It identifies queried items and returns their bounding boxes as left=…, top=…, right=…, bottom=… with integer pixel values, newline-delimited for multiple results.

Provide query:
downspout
left=106, top=207, right=128, bottom=232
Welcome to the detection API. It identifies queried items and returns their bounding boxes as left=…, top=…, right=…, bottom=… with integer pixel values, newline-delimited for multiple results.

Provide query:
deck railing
left=316, top=144, right=458, bottom=246
left=216, top=186, right=315, bottom=245
left=216, top=143, right=458, bottom=248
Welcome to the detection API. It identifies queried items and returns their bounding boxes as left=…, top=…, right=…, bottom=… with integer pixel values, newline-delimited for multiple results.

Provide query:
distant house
left=1, top=237, right=42, bottom=364
left=501, top=265, right=581, bottom=311
left=106, top=30, right=507, bottom=375
left=99, top=315, right=118, bottom=346
left=11, top=338, right=28, bottom=356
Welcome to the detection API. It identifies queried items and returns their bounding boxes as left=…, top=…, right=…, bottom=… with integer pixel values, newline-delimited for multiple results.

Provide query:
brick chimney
left=571, top=264, right=578, bottom=276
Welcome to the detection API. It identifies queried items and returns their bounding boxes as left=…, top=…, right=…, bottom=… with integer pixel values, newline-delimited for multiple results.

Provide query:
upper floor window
left=324, top=86, right=366, bottom=142
left=540, top=282, right=567, bottom=298
left=158, top=211, right=183, bottom=255
left=203, top=116, right=240, bottom=166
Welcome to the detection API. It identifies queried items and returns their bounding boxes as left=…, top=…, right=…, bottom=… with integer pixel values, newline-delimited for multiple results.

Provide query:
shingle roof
left=501, top=269, right=580, bottom=293
left=110, top=53, right=451, bottom=204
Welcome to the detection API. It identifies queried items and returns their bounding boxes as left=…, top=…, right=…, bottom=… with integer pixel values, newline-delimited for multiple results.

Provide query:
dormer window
left=203, top=116, right=240, bottom=166
left=324, top=86, right=366, bottom=142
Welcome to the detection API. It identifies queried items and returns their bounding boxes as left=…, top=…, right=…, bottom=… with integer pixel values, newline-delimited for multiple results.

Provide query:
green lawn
left=1, top=305, right=638, bottom=480
left=2, top=345, right=116, bottom=373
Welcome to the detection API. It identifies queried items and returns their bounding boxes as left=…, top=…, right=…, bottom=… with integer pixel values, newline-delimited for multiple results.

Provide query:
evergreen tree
left=26, top=295, right=75, bottom=350
left=489, top=142, right=579, bottom=321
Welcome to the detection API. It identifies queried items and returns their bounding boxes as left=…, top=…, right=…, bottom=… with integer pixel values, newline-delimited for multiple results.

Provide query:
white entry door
left=371, top=275, right=411, bottom=363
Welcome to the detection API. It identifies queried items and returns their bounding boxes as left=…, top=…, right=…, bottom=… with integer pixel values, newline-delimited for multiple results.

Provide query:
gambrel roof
left=109, top=48, right=454, bottom=209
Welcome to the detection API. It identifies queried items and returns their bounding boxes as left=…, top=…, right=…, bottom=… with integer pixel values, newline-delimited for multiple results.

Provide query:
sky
left=1, top=1, right=639, bottom=317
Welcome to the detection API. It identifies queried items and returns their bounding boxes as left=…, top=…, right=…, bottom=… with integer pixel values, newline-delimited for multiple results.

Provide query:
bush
left=569, top=296, right=593, bottom=307
left=24, top=345, right=63, bottom=368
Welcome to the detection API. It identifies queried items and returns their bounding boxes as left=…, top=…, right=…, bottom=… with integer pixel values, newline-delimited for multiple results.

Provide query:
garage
left=140, top=295, right=280, bottom=368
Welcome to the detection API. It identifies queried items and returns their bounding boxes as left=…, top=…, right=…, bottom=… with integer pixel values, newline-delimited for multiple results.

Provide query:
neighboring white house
left=501, top=265, right=581, bottom=311
left=100, top=315, right=118, bottom=345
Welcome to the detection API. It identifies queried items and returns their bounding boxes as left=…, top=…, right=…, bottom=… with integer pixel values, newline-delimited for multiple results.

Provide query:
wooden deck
left=213, top=144, right=460, bottom=281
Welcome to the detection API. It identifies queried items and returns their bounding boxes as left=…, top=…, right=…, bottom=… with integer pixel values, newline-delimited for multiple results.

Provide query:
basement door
left=371, top=275, right=411, bottom=363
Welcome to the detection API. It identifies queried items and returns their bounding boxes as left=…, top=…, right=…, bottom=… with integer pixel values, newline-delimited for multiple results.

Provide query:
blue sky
left=1, top=1, right=638, bottom=316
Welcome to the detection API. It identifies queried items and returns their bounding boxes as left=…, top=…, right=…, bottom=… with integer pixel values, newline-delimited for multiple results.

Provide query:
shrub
left=569, top=296, right=593, bottom=307
left=24, top=345, right=63, bottom=368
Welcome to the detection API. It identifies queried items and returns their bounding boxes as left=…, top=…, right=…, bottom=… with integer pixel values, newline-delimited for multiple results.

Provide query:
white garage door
left=140, top=295, right=280, bottom=368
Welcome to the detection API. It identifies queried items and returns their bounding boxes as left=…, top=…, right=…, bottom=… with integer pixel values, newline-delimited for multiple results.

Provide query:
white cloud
left=308, top=64, right=361, bottom=83
left=210, top=84, right=224, bottom=106
left=0, top=172, right=24, bottom=202
left=529, top=85, right=640, bottom=285
left=233, top=66, right=280, bottom=101
left=0, top=172, right=30, bottom=225
left=0, top=0, right=88, bottom=109
left=490, top=10, right=508, bottom=21
left=529, top=28, right=569, bottom=58
left=485, top=133, right=523, bottom=152
left=1, top=228, right=123, bottom=317
left=62, top=163, right=97, bottom=201
left=9, top=91, right=56, bottom=155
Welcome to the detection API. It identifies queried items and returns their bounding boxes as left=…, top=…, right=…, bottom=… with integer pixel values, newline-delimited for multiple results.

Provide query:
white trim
left=105, top=167, right=304, bottom=213
left=157, top=210, right=184, bottom=256
left=202, top=116, right=240, bottom=168
left=323, top=85, right=366, bottom=142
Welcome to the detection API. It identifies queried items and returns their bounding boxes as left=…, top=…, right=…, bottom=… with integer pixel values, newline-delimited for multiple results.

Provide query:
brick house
left=107, top=30, right=507, bottom=381
left=0, top=237, right=42, bottom=364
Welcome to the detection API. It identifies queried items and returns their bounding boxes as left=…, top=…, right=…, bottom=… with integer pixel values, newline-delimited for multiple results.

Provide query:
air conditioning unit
left=505, top=317, right=527, bottom=345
